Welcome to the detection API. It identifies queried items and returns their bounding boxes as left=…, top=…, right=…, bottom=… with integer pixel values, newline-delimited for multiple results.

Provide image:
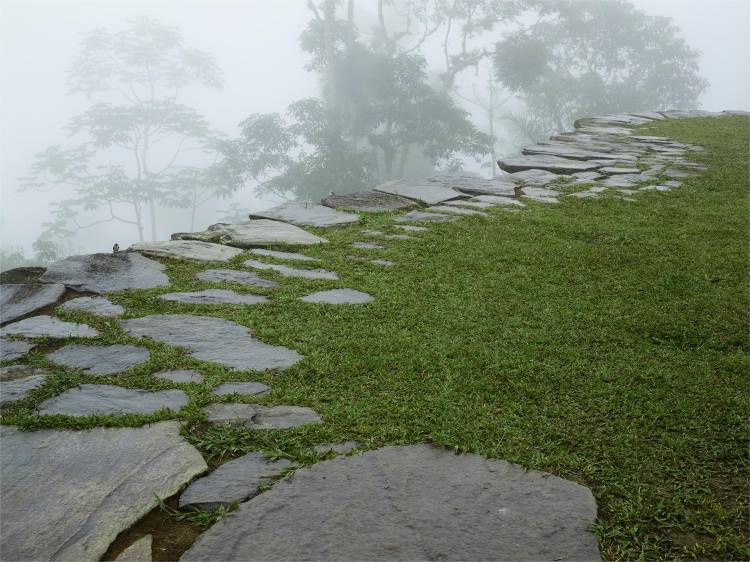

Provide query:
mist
left=1, top=0, right=748, bottom=268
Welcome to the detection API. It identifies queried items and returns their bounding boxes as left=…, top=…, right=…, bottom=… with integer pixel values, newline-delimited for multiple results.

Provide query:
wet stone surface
left=0, top=337, right=35, bottom=361
left=1, top=315, right=99, bottom=339
left=196, top=269, right=278, bottom=288
left=203, top=403, right=322, bottom=429
left=299, top=289, right=374, bottom=305
left=322, top=190, right=416, bottom=213
left=129, top=240, right=243, bottom=262
left=172, top=220, right=328, bottom=247
left=60, top=296, right=125, bottom=317
left=393, top=211, right=457, bottom=223
left=0, top=365, right=51, bottom=404
left=38, top=384, right=189, bottom=417
left=250, top=203, right=360, bottom=228
left=160, top=289, right=269, bottom=305
left=46, top=344, right=150, bottom=376
left=242, top=260, right=339, bottom=280
left=249, top=248, right=319, bottom=262
left=212, top=381, right=270, bottom=397
left=1, top=283, right=66, bottom=325
left=153, top=369, right=204, bottom=384
left=374, top=180, right=463, bottom=205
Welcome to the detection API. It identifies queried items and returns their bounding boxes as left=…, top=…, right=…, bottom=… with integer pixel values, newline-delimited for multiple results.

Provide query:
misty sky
left=1, top=0, right=749, bottom=256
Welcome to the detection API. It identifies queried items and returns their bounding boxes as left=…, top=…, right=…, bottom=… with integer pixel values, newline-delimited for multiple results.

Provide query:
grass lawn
left=3, top=116, right=748, bottom=561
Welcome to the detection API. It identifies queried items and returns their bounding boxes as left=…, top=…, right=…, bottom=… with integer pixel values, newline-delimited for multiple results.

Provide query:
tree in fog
left=22, top=17, right=228, bottom=249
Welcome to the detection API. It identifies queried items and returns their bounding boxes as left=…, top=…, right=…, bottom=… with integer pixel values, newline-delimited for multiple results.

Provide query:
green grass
left=2, top=116, right=748, bottom=560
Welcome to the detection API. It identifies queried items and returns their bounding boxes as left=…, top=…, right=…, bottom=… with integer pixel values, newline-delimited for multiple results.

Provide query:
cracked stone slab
left=322, top=190, right=416, bottom=213
left=203, top=403, right=322, bottom=429
left=154, top=369, right=204, bottom=384
left=40, top=253, right=169, bottom=293
left=114, top=535, right=153, bottom=562
left=181, top=444, right=600, bottom=562
left=0, top=421, right=206, bottom=562
left=352, top=241, right=384, bottom=250
left=250, top=249, right=319, bottom=262
left=374, top=180, right=463, bottom=205
left=173, top=220, right=327, bottom=247
left=1, top=315, right=99, bottom=339
left=47, top=344, right=150, bottom=376
left=1, top=283, right=66, bottom=324
left=38, top=384, right=189, bottom=417
left=299, top=289, right=374, bottom=304
left=0, top=337, right=35, bottom=361
left=179, top=452, right=294, bottom=511
left=425, top=205, right=488, bottom=216
left=121, top=315, right=302, bottom=371
left=212, top=381, right=270, bottom=397
left=61, top=296, right=125, bottom=317
left=393, top=211, right=457, bottom=223
left=197, top=269, right=278, bottom=288
left=160, top=289, right=269, bottom=305
left=473, top=195, right=526, bottom=207
left=498, top=155, right=601, bottom=174
left=572, top=171, right=605, bottom=181
left=129, top=240, right=243, bottom=262
left=243, top=260, right=339, bottom=280
left=0, top=365, right=51, bottom=404
left=250, top=203, right=360, bottom=227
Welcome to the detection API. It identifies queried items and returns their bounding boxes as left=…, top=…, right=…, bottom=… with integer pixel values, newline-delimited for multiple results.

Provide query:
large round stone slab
left=1, top=283, right=66, bottom=324
left=197, top=269, right=278, bottom=288
left=0, top=365, right=51, bottom=404
left=203, top=403, right=322, bottom=429
left=40, top=252, right=169, bottom=293
left=38, top=384, right=189, bottom=416
left=249, top=203, right=360, bottom=228
left=0, top=421, right=206, bottom=562
left=172, top=219, right=328, bottom=247
left=160, top=289, right=269, bottom=305
left=242, top=260, right=339, bottom=280
left=179, top=452, right=294, bottom=511
left=129, top=240, right=243, bottom=262
left=321, top=190, right=416, bottom=212
left=0, top=337, right=35, bottom=361
left=299, top=289, right=374, bottom=305
left=120, top=315, right=302, bottom=371
left=1, top=315, right=99, bottom=338
left=181, top=444, right=600, bottom=562
left=46, top=344, right=150, bottom=375
left=60, top=296, right=125, bottom=317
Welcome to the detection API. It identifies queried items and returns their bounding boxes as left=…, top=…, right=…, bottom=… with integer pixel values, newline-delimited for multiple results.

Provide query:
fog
left=1, top=0, right=748, bottom=267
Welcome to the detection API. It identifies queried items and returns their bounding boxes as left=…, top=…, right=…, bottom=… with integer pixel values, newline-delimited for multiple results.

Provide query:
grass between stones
left=2, top=116, right=748, bottom=561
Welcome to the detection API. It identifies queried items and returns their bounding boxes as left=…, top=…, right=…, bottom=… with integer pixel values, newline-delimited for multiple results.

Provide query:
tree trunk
left=133, top=201, right=145, bottom=242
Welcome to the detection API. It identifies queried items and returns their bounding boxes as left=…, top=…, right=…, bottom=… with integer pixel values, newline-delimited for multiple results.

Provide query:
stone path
left=242, top=259, right=339, bottom=280
left=154, top=369, right=205, bottom=384
left=160, top=289, right=269, bottom=305
left=374, top=179, right=463, bottom=204
left=249, top=248, right=319, bottom=261
left=129, top=240, right=244, bottom=262
left=1, top=315, right=99, bottom=338
left=196, top=268, right=278, bottom=287
left=47, top=344, right=150, bottom=375
left=60, top=296, right=125, bottom=317
left=299, top=288, right=374, bottom=304
left=203, top=403, right=322, bottom=429
left=322, top=190, right=415, bottom=212
left=0, top=365, right=51, bottom=403
left=250, top=202, right=360, bottom=227
left=0, top=337, right=35, bottom=361
left=172, top=219, right=328, bottom=247
left=212, top=381, right=270, bottom=396
left=38, top=384, right=188, bottom=416
left=1, top=283, right=66, bottom=324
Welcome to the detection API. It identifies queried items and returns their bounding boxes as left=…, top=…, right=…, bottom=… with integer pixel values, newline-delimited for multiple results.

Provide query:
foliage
left=155, top=495, right=239, bottom=527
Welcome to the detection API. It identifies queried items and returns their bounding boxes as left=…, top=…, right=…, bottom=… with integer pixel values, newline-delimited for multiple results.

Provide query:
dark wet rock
left=1, top=283, right=66, bottom=325
left=299, top=289, right=374, bottom=305
left=351, top=241, right=384, bottom=250
left=1, top=315, right=99, bottom=338
left=47, top=344, right=150, bottom=375
left=250, top=203, right=360, bottom=227
left=154, top=369, right=204, bottom=384
left=61, top=296, right=125, bottom=317
left=313, top=441, right=359, bottom=455
left=498, top=155, right=601, bottom=174
left=40, top=252, right=169, bottom=294
left=0, top=421, right=206, bottom=562
left=322, top=190, right=416, bottom=213
left=0, top=365, right=51, bottom=404
left=425, top=205, right=488, bottom=216
left=121, top=314, right=302, bottom=371
left=179, top=452, right=294, bottom=511
left=114, top=535, right=152, bottom=562
left=249, top=249, right=319, bottom=262
left=203, top=403, right=322, bottom=429
left=242, top=260, right=339, bottom=280
left=129, top=240, right=243, bottom=262
left=0, top=337, right=35, bottom=361
left=473, top=195, right=526, bottom=207
left=392, top=211, right=457, bottom=223
left=160, top=289, right=268, bottom=305
left=212, top=381, right=270, bottom=396
left=196, top=269, right=278, bottom=288
left=173, top=220, right=327, bottom=247
left=181, top=444, right=600, bottom=562
left=38, top=384, right=188, bottom=417
left=374, top=180, right=463, bottom=205
left=0, top=266, right=46, bottom=284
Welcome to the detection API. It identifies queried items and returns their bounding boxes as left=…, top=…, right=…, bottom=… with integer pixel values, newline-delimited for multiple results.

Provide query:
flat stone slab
left=203, top=403, right=322, bottom=429
left=38, top=384, right=189, bottom=416
left=1, top=315, right=99, bottom=339
left=47, top=344, right=150, bottom=375
left=374, top=180, right=463, bottom=205
left=1, top=283, right=66, bottom=324
left=474, top=195, right=526, bottom=207
left=393, top=211, right=457, bottom=223
left=351, top=241, right=384, bottom=250
left=572, top=171, right=605, bottom=180
left=443, top=200, right=495, bottom=209
left=522, top=187, right=560, bottom=198
left=599, top=167, right=640, bottom=175
left=313, top=441, right=358, bottom=455
left=114, top=535, right=152, bottom=562
left=197, top=269, right=278, bottom=288
left=242, top=260, right=339, bottom=280
left=0, top=421, right=206, bottom=562
left=299, top=289, right=374, bottom=304
left=505, top=169, right=561, bottom=185
left=522, top=196, right=559, bottom=204
left=322, top=190, right=415, bottom=212
left=250, top=203, right=360, bottom=227
left=160, top=289, right=269, bottom=305
left=179, top=452, right=294, bottom=511
left=249, top=249, right=319, bottom=262
left=181, top=444, right=600, bottom=562
left=434, top=176, right=516, bottom=196
left=393, top=225, right=428, bottom=232
left=498, top=155, right=601, bottom=174
left=40, top=252, right=169, bottom=293
left=370, top=259, right=396, bottom=267
left=61, top=296, right=125, bottom=317
left=0, top=337, right=35, bottom=361
left=121, top=315, right=302, bottom=371
left=0, top=365, right=51, bottom=404
left=212, top=381, right=270, bottom=396
left=154, top=369, right=204, bottom=384
left=129, top=240, right=243, bottom=262
left=172, top=220, right=327, bottom=247
left=425, top=205, right=488, bottom=216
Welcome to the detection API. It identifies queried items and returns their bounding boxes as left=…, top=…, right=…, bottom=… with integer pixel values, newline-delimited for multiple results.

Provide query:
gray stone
left=664, top=168, right=698, bottom=178
left=392, top=211, right=457, bottom=223
left=521, top=144, right=626, bottom=162
left=160, top=289, right=268, bottom=305
left=203, top=403, right=322, bottom=429
left=572, top=171, right=605, bottom=181
left=154, top=369, right=204, bottom=384
left=121, top=314, right=302, bottom=371
left=250, top=203, right=360, bottom=228
left=1, top=284, right=66, bottom=324
left=114, top=535, right=153, bottom=562
left=442, top=200, right=495, bottom=209
left=351, top=241, right=384, bottom=250
left=172, top=220, right=328, bottom=247
left=0, top=421, right=206, bottom=562
left=47, top=344, right=150, bottom=375
left=629, top=111, right=666, bottom=120
left=602, top=174, right=641, bottom=188
left=1, top=315, right=99, bottom=338
left=473, top=195, right=526, bottom=207
left=40, top=252, right=169, bottom=294
left=498, top=155, right=601, bottom=174
left=436, top=177, right=516, bottom=197
left=0, top=337, right=35, bottom=361
left=197, top=268, right=278, bottom=288
left=374, top=180, right=463, bottom=205
left=568, top=191, right=601, bottom=199
left=322, top=190, right=416, bottom=213
left=599, top=167, right=641, bottom=175
left=61, top=296, right=125, bottom=317
left=506, top=169, right=560, bottom=185
left=393, top=225, right=428, bottom=232
left=313, top=441, right=358, bottom=455
left=243, top=260, right=339, bottom=281
left=522, top=187, right=560, bottom=198
left=181, top=444, right=600, bottom=562
left=179, top=452, right=294, bottom=510
left=425, top=205, right=488, bottom=216
left=0, top=365, right=51, bottom=404
left=664, top=180, right=682, bottom=188
left=370, top=259, right=396, bottom=267
left=38, top=384, right=189, bottom=416
left=299, top=289, right=374, bottom=304
left=212, top=381, right=270, bottom=396
left=129, top=240, right=243, bottom=262
left=0, top=266, right=46, bottom=284
left=250, top=249, right=319, bottom=262
left=522, top=196, right=559, bottom=204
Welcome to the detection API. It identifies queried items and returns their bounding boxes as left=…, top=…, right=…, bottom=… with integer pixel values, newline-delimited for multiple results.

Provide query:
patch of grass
left=2, top=116, right=748, bottom=560
left=155, top=495, right=240, bottom=527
